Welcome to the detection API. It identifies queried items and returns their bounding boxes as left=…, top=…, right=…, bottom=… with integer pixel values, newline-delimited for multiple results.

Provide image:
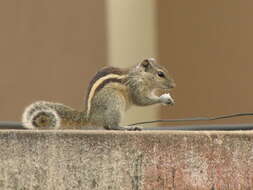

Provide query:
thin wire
left=127, top=112, right=253, bottom=126
left=1, top=112, right=253, bottom=130
left=0, top=121, right=26, bottom=129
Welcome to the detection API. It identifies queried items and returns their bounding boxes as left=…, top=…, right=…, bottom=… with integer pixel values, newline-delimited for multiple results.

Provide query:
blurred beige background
left=1, top=0, right=253, bottom=126
left=0, top=0, right=107, bottom=121
left=158, top=1, right=253, bottom=125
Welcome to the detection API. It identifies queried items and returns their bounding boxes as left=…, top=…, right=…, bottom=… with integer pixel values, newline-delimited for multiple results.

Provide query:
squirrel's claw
left=125, top=126, right=142, bottom=131
left=105, top=125, right=142, bottom=131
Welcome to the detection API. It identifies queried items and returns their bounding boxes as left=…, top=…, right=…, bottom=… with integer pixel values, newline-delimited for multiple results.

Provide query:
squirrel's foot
left=124, top=125, right=142, bottom=131
left=104, top=125, right=142, bottom=131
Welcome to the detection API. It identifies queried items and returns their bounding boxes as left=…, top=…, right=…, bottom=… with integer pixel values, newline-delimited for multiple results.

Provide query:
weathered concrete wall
left=0, top=130, right=253, bottom=190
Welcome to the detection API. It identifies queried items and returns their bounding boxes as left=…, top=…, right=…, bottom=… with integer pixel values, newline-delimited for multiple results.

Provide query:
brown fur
left=85, top=67, right=128, bottom=105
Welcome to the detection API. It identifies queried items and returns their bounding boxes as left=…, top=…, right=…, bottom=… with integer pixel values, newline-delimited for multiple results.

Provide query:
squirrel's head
left=134, top=58, right=176, bottom=90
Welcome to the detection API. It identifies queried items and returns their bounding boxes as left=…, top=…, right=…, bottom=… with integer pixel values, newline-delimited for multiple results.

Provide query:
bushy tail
left=22, top=101, right=87, bottom=129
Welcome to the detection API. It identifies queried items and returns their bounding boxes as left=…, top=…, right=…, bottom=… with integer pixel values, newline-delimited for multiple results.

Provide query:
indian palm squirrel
left=22, top=58, right=176, bottom=130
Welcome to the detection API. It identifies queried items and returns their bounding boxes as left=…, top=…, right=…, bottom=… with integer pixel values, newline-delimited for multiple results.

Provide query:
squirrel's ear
left=139, top=58, right=155, bottom=71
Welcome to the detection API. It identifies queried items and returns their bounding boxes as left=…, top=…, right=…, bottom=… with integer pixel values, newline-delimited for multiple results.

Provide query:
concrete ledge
left=0, top=130, right=253, bottom=190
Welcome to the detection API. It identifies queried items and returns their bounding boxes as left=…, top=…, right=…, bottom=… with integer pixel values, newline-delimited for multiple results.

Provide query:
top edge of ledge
left=0, top=129, right=253, bottom=136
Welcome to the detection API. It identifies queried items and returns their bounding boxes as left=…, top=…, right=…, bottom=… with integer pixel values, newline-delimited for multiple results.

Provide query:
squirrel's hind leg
left=89, top=88, right=141, bottom=131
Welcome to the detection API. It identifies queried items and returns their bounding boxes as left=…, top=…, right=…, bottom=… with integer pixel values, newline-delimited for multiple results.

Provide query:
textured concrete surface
left=0, top=130, right=253, bottom=190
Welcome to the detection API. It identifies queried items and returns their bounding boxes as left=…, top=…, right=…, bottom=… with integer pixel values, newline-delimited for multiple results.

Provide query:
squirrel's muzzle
left=167, top=78, right=176, bottom=89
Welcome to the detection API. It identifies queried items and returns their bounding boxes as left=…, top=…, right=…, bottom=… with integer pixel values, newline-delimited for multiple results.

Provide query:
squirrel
left=22, top=58, right=176, bottom=130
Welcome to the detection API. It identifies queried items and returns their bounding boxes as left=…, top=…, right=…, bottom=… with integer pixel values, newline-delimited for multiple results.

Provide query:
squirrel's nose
left=169, top=81, right=176, bottom=88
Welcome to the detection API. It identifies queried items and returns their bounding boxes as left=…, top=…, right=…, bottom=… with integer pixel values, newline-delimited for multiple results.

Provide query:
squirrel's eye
left=157, top=71, right=165, bottom=78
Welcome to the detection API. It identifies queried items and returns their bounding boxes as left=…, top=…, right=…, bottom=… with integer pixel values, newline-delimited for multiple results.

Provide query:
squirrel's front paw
left=124, top=125, right=142, bottom=131
left=159, top=93, right=175, bottom=105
